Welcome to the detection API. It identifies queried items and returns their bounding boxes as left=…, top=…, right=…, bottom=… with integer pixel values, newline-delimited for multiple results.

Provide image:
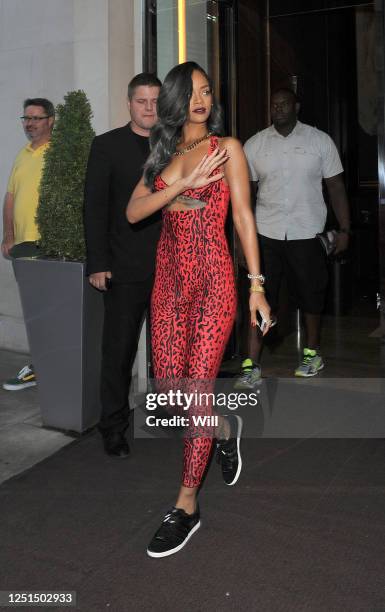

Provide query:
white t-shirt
left=243, top=121, right=344, bottom=240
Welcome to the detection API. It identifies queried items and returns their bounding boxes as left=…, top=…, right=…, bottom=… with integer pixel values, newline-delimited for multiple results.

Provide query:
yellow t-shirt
left=7, top=142, right=50, bottom=245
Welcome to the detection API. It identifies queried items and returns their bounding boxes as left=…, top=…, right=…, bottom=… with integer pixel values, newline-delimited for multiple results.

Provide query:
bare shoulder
left=218, top=136, right=242, bottom=149
left=218, top=136, right=242, bottom=151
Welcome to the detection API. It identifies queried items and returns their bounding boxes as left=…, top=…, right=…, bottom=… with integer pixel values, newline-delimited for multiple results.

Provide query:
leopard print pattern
left=151, top=136, right=237, bottom=488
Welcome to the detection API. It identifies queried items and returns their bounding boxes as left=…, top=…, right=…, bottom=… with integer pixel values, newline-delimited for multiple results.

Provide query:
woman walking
left=127, top=62, right=271, bottom=557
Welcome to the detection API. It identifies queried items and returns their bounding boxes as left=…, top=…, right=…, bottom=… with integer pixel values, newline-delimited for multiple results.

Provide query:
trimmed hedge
left=37, top=90, right=95, bottom=260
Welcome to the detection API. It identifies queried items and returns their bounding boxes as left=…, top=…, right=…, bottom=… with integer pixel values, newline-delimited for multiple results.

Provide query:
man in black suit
left=84, top=73, right=162, bottom=457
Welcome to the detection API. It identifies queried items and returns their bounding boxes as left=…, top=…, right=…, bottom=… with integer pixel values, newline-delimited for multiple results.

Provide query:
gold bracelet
left=250, top=285, right=265, bottom=294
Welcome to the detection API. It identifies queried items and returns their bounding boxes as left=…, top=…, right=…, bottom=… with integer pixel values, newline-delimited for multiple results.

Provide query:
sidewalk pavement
left=0, top=349, right=73, bottom=484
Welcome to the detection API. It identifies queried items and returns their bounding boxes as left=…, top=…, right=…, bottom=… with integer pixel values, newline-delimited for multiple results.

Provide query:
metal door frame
left=376, top=0, right=385, bottom=338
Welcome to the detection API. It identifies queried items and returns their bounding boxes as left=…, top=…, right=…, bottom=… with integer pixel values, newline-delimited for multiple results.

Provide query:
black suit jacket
left=84, top=123, right=161, bottom=283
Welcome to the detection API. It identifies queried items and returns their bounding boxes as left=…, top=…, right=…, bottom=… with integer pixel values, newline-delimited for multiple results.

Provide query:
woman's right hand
left=127, top=148, right=229, bottom=224
left=182, top=148, right=229, bottom=190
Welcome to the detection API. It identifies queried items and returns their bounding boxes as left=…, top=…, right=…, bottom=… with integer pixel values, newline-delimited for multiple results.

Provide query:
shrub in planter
left=36, top=90, right=95, bottom=260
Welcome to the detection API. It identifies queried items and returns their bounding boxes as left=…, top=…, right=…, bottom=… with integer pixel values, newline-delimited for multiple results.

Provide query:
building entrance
left=143, top=0, right=384, bottom=367
left=238, top=0, right=380, bottom=319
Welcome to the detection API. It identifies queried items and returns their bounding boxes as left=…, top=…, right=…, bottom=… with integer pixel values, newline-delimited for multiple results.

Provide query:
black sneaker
left=216, top=414, right=243, bottom=486
left=103, top=432, right=130, bottom=459
left=147, top=506, right=201, bottom=558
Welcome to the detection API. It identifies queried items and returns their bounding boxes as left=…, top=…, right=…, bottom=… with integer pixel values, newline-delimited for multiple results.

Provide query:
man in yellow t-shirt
left=1, top=98, right=55, bottom=390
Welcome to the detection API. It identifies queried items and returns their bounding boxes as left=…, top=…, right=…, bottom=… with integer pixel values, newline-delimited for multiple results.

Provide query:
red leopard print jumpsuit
left=151, top=136, right=237, bottom=487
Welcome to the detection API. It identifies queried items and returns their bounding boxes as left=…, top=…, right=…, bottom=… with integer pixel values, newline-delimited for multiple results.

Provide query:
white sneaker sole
left=226, top=415, right=243, bottom=486
left=233, top=379, right=262, bottom=391
left=2, top=381, right=37, bottom=391
left=294, top=363, right=325, bottom=378
left=147, top=520, right=201, bottom=558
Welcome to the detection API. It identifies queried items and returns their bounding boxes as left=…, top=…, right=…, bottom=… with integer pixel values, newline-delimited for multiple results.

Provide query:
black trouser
left=98, top=277, right=154, bottom=437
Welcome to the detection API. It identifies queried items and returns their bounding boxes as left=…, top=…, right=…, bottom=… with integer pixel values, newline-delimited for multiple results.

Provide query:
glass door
left=144, top=0, right=236, bottom=135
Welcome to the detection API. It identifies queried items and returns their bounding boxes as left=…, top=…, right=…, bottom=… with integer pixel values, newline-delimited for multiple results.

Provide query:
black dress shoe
left=103, top=433, right=130, bottom=458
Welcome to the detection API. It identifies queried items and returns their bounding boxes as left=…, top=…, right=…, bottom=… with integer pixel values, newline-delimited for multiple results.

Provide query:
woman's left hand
left=249, top=292, right=272, bottom=336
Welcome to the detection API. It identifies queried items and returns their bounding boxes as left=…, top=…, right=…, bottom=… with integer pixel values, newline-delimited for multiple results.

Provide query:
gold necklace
left=174, top=132, right=213, bottom=156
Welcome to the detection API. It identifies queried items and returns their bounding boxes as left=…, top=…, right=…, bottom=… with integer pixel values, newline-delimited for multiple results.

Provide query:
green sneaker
left=234, top=358, right=262, bottom=389
left=2, top=364, right=37, bottom=391
left=294, top=349, right=324, bottom=377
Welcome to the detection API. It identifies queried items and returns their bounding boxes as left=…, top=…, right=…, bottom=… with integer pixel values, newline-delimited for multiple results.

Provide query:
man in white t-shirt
left=236, top=88, right=350, bottom=382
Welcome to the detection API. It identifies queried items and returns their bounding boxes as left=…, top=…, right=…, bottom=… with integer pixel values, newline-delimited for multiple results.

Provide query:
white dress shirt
left=243, top=121, right=344, bottom=240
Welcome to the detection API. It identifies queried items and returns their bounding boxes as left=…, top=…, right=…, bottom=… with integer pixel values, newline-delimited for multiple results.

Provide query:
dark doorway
left=237, top=0, right=378, bottom=318
left=233, top=0, right=384, bottom=377
left=270, top=1, right=378, bottom=316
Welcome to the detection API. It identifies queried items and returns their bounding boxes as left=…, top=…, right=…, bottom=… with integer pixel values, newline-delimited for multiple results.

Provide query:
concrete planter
left=13, top=258, right=103, bottom=433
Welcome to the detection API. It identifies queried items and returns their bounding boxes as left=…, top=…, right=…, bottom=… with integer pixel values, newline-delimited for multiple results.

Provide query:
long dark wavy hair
left=144, top=62, right=223, bottom=188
